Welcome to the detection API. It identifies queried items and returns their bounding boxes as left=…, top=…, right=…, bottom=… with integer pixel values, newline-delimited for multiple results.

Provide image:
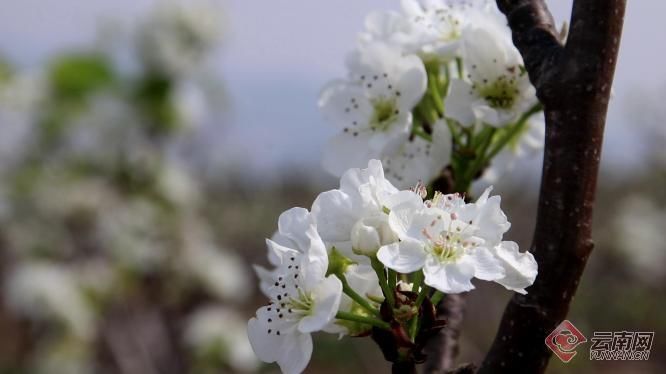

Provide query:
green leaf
left=48, top=53, right=115, bottom=101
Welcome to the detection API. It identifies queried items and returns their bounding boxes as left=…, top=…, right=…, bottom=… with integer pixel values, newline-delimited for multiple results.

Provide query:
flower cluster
left=249, top=160, right=537, bottom=373
left=319, top=0, right=544, bottom=190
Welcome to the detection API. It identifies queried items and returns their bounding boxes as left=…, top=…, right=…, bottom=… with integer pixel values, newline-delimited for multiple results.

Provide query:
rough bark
left=422, top=293, right=467, bottom=373
left=479, top=0, right=627, bottom=373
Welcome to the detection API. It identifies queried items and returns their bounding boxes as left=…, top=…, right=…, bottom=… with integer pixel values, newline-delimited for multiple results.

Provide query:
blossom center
left=370, top=98, right=399, bottom=131
left=427, top=233, right=465, bottom=263
left=421, top=214, right=478, bottom=264
left=477, top=76, right=519, bottom=109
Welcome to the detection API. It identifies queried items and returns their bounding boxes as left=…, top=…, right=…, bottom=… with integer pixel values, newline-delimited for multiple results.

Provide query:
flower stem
left=411, top=270, right=424, bottom=294
left=463, top=127, right=496, bottom=183
left=412, top=125, right=433, bottom=142
left=485, top=103, right=543, bottom=161
left=338, top=274, right=381, bottom=317
left=335, top=311, right=391, bottom=330
left=430, top=291, right=445, bottom=306
left=426, top=65, right=444, bottom=116
left=371, top=257, right=395, bottom=309
left=455, top=57, right=464, bottom=79
left=408, top=281, right=430, bottom=339
left=388, top=269, right=397, bottom=291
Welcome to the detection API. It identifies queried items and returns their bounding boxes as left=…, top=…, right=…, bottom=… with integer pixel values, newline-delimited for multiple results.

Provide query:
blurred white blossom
left=6, top=263, right=95, bottom=340
left=613, top=196, right=666, bottom=280
left=138, top=2, right=222, bottom=77
left=185, top=305, right=259, bottom=372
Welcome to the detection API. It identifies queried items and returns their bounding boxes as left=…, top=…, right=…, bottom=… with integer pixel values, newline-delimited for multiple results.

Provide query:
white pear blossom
left=383, top=119, right=452, bottom=188
left=445, top=19, right=536, bottom=127
left=248, top=212, right=342, bottom=374
left=392, top=0, right=469, bottom=60
left=254, top=207, right=320, bottom=295
left=378, top=187, right=537, bottom=293
left=312, top=159, right=422, bottom=259
left=361, top=1, right=502, bottom=62
left=320, top=43, right=427, bottom=176
left=378, top=203, right=504, bottom=293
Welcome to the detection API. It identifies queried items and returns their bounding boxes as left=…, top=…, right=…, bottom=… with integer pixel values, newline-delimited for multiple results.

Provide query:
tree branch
left=479, top=0, right=627, bottom=372
left=495, top=0, right=563, bottom=103
left=423, top=293, right=467, bottom=373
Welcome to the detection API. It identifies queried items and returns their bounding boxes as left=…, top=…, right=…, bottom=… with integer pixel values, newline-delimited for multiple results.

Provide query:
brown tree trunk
left=478, top=0, right=627, bottom=372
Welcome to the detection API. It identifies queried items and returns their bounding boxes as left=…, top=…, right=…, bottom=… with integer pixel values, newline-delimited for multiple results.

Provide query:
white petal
left=431, top=40, right=462, bottom=60
left=318, top=80, right=372, bottom=127
left=468, top=247, right=505, bottom=281
left=475, top=195, right=510, bottom=244
left=493, top=241, right=538, bottom=294
left=364, top=10, right=405, bottom=41
left=345, top=43, right=426, bottom=109
left=475, top=103, right=521, bottom=128
left=463, top=27, right=515, bottom=82
left=278, top=207, right=313, bottom=251
left=311, top=189, right=356, bottom=243
left=473, top=104, right=503, bottom=127
left=380, top=189, right=424, bottom=212
left=322, top=132, right=380, bottom=177
left=423, top=256, right=476, bottom=293
left=339, top=158, right=388, bottom=194
left=345, top=264, right=382, bottom=300
left=383, top=120, right=452, bottom=188
left=366, top=113, right=412, bottom=155
left=351, top=219, right=382, bottom=255
left=392, top=54, right=428, bottom=108
left=400, top=0, right=424, bottom=17
left=300, top=237, right=330, bottom=286
left=270, top=232, right=294, bottom=261
left=445, top=79, right=476, bottom=126
left=247, top=316, right=283, bottom=363
left=377, top=238, right=427, bottom=273
left=389, top=205, right=448, bottom=241
left=457, top=189, right=510, bottom=245
left=387, top=204, right=417, bottom=239
left=277, top=332, right=313, bottom=374
left=475, top=186, right=493, bottom=205
left=265, top=239, right=299, bottom=265
left=253, top=265, right=275, bottom=297
left=299, top=276, right=343, bottom=333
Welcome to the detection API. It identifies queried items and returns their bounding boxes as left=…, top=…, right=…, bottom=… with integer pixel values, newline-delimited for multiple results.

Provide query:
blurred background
left=0, top=1, right=664, bottom=373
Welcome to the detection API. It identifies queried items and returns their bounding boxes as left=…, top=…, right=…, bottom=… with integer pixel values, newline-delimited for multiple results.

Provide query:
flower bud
left=351, top=215, right=397, bottom=256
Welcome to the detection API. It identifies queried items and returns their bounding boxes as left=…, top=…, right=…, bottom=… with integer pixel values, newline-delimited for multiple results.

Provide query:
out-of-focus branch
left=479, top=0, right=627, bottom=373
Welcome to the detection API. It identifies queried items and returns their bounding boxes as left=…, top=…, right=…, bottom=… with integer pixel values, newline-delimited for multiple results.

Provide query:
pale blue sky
left=0, top=0, right=663, bottom=181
